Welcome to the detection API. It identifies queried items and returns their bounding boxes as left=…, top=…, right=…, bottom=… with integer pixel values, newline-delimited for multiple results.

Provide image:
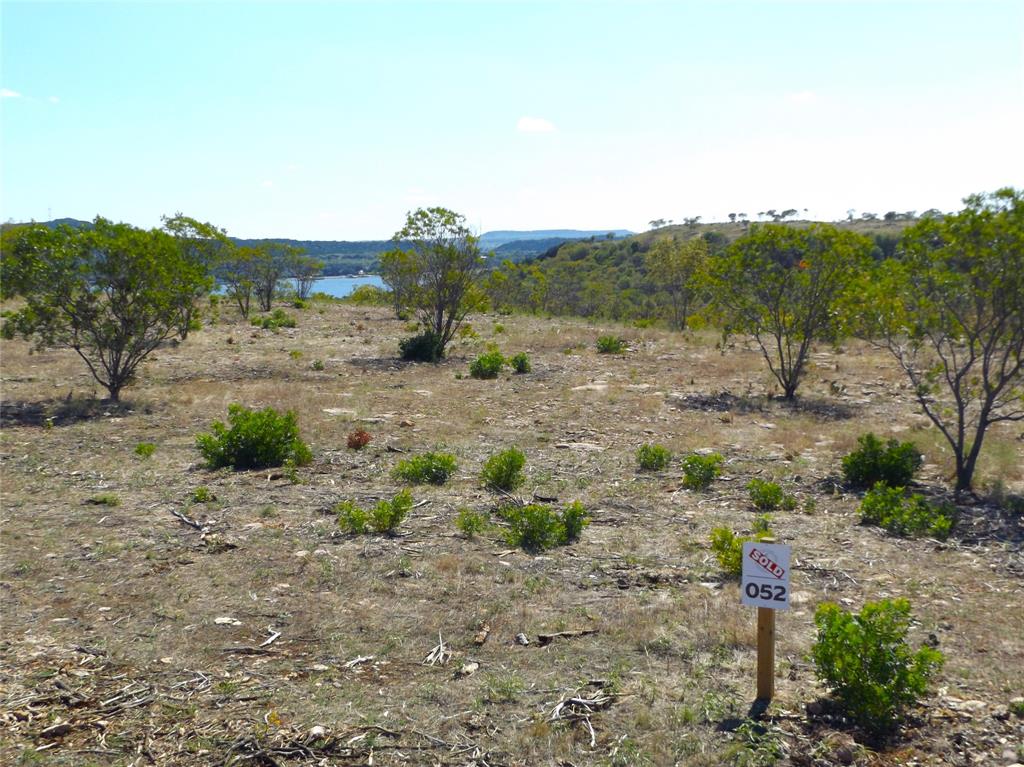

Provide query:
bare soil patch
left=1, top=301, right=1022, bottom=766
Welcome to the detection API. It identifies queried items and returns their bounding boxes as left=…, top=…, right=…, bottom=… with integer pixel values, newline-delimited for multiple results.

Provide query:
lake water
left=311, top=274, right=385, bottom=298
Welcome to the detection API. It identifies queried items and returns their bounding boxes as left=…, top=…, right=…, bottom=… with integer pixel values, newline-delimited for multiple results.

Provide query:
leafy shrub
left=596, top=335, right=626, bottom=354
left=393, top=451, right=457, bottom=485
left=347, top=284, right=391, bottom=306
left=493, top=323, right=506, bottom=334
left=469, top=350, right=505, bottom=379
left=346, top=428, right=372, bottom=450
left=560, top=501, right=589, bottom=543
left=134, top=442, right=156, bottom=459
left=480, top=447, right=526, bottom=491
left=636, top=443, right=671, bottom=471
left=859, top=483, right=956, bottom=539
left=681, top=452, right=724, bottom=490
left=336, top=490, right=413, bottom=535
left=251, top=308, right=297, bottom=330
left=335, top=500, right=370, bottom=534
left=87, top=493, right=121, bottom=507
left=813, top=598, right=943, bottom=735
left=191, top=486, right=215, bottom=503
left=196, top=404, right=313, bottom=470
left=842, top=433, right=923, bottom=489
left=399, top=331, right=444, bottom=362
left=709, top=524, right=773, bottom=576
left=289, top=349, right=302, bottom=360
left=509, top=352, right=531, bottom=374
left=292, top=299, right=307, bottom=309
left=501, top=502, right=590, bottom=552
left=455, top=508, right=489, bottom=538
left=370, top=489, right=413, bottom=534
left=747, top=479, right=784, bottom=511
left=310, top=358, right=325, bottom=371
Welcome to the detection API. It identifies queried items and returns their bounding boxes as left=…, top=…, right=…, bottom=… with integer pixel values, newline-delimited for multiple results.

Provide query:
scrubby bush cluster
left=859, top=483, right=956, bottom=539
left=480, top=447, right=526, bottom=491
left=399, top=330, right=445, bottom=362
left=682, top=452, right=724, bottom=490
left=709, top=523, right=774, bottom=577
left=508, top=352, right=531, bottom=374
left=813, top=598, right=943, bottom=735
left=196, top=404, right=312, bottom=470
left=469, top=349, right=506, bottom=379
left=393, top=451, right=458, bottom=485
left=336, top=490, right=412, bottom=535
left=636, top=443, right=672, bottom=471
left=499, top=501, right=589, bottom=552
left=596, top=335, right=626, bottom=354
left=842, top=433, right=923, bottom=489
left=251, top=308, right=297, bottom=330
left=746, top=479, right=796, bottom=511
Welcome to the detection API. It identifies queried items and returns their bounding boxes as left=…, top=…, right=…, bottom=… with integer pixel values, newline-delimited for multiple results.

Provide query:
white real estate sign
left=741, top=541, right=791, bottom=610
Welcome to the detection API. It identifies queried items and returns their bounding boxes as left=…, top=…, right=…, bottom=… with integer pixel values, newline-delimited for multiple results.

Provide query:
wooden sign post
left=741, top=540, right=791, bottom=703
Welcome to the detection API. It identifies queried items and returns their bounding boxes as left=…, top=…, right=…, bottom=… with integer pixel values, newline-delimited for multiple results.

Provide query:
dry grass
left=1, top=298, right=1022, bottom=766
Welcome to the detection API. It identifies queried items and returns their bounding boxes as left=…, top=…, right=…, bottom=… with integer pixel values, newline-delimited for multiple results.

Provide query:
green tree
left=704, top=223, right=872, bottom=400
left=392, top=207, right=487, bottom=358
left=161, top=213, right=229, bottom=338
left=644, top=235, right=707, bottom=330
left=288, top=253, right=324, bottom=300
left=217, top=243, right=258, bottom=318
left=849, top=188, right=1023, bottom=495
left=1, top=218, right=212, bottom=401
left=378, top=246, right=418, bottom=317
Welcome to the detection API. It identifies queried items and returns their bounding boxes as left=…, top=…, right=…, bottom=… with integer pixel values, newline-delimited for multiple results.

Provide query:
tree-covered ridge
left=485, top=218, right=912, bottom=323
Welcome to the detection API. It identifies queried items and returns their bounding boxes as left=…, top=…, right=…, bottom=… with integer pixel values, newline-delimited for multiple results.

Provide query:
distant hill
left=479, top=229, right=633, bottom=249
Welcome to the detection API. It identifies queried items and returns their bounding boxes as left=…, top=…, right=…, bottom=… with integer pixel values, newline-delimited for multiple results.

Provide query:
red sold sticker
left=748, top=547, right=786, bottom=580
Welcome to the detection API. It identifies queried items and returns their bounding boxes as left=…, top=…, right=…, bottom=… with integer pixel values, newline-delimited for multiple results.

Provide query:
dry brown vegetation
left=1, top=299, right=1022, bottom=766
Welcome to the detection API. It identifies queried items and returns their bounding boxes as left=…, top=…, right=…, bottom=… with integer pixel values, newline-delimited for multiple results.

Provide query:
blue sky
left=2, top=0, right=1021, bottom=239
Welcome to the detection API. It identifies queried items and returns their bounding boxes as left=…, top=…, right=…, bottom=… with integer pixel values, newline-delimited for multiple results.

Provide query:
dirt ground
left=1, top=298, right=1022, bottom=766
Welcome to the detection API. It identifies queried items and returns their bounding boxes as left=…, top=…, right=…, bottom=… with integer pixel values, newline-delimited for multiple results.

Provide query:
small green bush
left=842, top=433, right=923, bottom=489
left=455, top=508, right=489, bottom=538
left=251, top=308, right=297, bottom=330
left=859, top=483, right=956, bottom=539
left=636, top=443, right=671, bottom=471
left=747, top=479, right=784, bottom=511
left=134, top=442, right=156, bottom=459
left=393, top=451, right=457, bottom=485
left=347, top=284, right=391, bottom=306
left=493, top=323, right=506, bottom=334
left=480, top=447, right=526, bottom=491
left=399, top=331, right=444, bottom=362
left=561, top=501, right=589, bottom=543
left=501, top=502, right=590, bottom=552
left=311, top=358, right=325, bottom=371
left=336, top=490, right=413, bottom=535
left=709, top=524, right=773, bottom=576
left=596, top=335, right=626, bottom=354
left=813, top=598, right=943, bottom=735
left=191, top=486, right=215, bottom=503
left=370, top=489, right=413, bottom=534
left=681, top=452, right=724, bottom=490
left=509, top=352, right=531, bottom=374
left=87, top=493, right=121, bottom=507
left=336, top=500, right=370, bottom=534
left=196, top=404, right=313, bottom=470
left=469, top=350, right=505, bottom=379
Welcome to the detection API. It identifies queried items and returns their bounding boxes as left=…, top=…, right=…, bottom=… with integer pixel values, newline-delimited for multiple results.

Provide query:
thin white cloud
left=1, top=88, right=22, bottom=99
left=48, top=96, right=59, bottom=104
left=517, top=116, right=556, bottom=133
left=261, top=180, right=274, bottom=188
left=786, top=90, right=817, bottom=105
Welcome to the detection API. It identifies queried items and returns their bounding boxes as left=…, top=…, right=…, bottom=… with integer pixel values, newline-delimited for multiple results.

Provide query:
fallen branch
left=536, top=629, right=598, bottom=646
left=422, top=633, right=452, bottom=666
